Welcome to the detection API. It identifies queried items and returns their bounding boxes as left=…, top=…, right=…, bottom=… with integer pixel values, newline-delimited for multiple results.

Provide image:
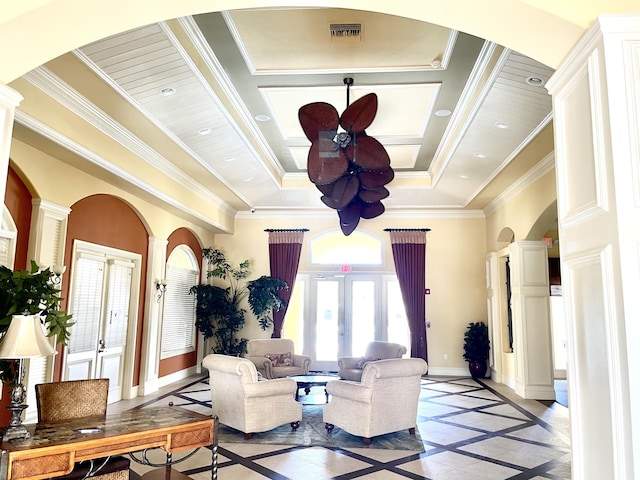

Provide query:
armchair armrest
left=326, top=379, right=373, bottom=404
left=292, top=354, right=311, bottom=373
left=246, top=355, right=274, bottom=378
left=338, top=356, right=361, bottom=370
left=244, top=378, right=297, bottom=398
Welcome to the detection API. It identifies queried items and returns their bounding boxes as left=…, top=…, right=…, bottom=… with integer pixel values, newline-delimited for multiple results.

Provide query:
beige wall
left=10, top=137, right=216, bottom=244
left=215, top=213, right=487, bottom=373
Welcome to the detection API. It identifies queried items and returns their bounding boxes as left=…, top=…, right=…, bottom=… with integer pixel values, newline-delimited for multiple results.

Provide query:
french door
left=64, top=241, right=140, bottom=403
left=305, top=273, right=409, bottom=372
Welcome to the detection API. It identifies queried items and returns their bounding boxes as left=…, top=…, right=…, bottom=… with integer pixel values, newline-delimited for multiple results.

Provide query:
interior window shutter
left=103, top=259, right=134, bottom=349
left=161, top=264, right=197, bottom=358
left=69, top=255, right=106, bottom=354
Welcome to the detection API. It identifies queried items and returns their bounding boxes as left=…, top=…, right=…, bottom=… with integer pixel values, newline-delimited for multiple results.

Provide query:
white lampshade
left=0, top=314, right=57, bottom=358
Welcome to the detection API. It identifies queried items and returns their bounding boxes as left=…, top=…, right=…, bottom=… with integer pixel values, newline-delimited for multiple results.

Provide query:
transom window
left=310, top=230, right=382, bottom=265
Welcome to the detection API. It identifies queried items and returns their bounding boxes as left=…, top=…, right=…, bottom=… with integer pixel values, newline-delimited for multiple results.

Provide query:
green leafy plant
left=247, top=275, right=288, bottom=330
left=189, top=248, right=288, bottom=355
left=0, top=260, right=75, bottom=383
left=463, top=321, right=490, bottom=363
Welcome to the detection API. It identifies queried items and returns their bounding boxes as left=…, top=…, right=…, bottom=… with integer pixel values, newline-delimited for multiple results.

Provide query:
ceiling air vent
left=330, top=23, right=362, bottom=40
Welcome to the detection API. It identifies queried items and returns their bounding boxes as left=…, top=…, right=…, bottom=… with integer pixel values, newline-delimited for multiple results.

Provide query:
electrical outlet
left=444, top=353, right=448, bottom=360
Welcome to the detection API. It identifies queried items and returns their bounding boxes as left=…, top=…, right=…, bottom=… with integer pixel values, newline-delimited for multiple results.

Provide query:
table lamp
left=0, top=314, right=57, bottom=441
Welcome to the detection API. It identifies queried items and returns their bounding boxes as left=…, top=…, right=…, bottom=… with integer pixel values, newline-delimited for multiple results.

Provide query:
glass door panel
left=349, top=280, right=376, bottom=357
left=386, top=278, right=410, bottom=354
left=313, top=279, right=343, bottom=371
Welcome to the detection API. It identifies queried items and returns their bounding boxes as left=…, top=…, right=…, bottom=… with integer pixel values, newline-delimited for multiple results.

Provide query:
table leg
left=212, top=416, right=218, bottom=480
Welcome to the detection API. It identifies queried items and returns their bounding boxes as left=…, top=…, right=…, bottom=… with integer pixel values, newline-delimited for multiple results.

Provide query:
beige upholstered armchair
left=202, top=353, right=302, bottom=439
left=338, top=341, right=407, bottom=381
left=245, top=338, right=311, bottom=379
left=324, top=357, right=428, bottom=444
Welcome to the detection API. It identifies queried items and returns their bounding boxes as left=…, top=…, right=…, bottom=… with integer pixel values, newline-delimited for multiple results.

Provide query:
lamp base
left=2, top=382, right=30, bottom=441
left=2, top=422, right=30, bottom=441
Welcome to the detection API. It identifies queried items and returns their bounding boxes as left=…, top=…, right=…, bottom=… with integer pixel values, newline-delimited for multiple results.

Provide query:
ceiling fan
left=298, top=78, right=394, bottom=235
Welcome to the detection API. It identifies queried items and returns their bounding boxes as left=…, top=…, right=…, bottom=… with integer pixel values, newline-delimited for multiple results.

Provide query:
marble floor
left=110, top=375, right=571, bottom=480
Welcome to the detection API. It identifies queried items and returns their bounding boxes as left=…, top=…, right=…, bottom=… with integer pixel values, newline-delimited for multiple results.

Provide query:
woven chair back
left=35, top=378, right=109, bottom=423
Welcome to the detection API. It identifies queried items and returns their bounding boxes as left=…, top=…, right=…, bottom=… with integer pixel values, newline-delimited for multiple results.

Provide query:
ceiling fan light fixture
left=299, top=79, right=393, bottom=236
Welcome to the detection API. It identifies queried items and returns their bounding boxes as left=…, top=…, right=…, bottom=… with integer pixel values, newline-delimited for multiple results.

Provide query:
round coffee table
left=288, top=374, right=337, bottom=403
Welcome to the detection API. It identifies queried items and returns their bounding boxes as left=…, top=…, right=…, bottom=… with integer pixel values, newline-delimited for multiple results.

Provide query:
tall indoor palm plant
left=190, top=248, right=287, bottom=355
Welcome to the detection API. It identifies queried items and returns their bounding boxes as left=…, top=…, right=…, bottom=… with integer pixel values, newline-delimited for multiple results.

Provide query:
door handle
left=98, top=339, right=106, bottom=352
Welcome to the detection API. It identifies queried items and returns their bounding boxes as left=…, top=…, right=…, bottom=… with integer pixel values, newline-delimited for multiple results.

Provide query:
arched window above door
left=310, top=230, right=382, bottom=265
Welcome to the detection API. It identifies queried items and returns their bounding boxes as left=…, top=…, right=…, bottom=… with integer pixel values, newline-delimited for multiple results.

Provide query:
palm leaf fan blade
left=358, top=167, right=395, bottom=189
left=358, top=186, right=389, bottom=203
left=339, top=93, right=378, bottom=133
left=298, top=102, right=339, bottom=142
left=337, top=199, right=362, bottom=236
left=352, top=135, right=390, bottom=170
left=360, top=201, right=385, bottom=219
left=307, top=142, right=348, bottom=185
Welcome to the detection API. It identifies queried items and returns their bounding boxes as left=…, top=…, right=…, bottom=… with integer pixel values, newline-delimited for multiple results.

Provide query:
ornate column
left=139, top=236, right=167, bottom=396
left=546, top=14, right=640, bottom=479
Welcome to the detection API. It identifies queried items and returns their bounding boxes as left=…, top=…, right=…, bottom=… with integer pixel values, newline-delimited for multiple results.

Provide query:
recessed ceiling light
left=255, top=114, right=270, bottom=122
left=224, top=156, right=236, bottom=162
left=526, top=76, right=544, bottom=87
left=243, top=176, right=254, bottom=182
left=473, top=152, right=487, bottom=158
left=495, top=122, right=509, bottom=129
left=161, top=87, right=176, bottom=96
left=198, top=127, right=212, bottom=135
left=459, top=174, right=469, bottom=179
left=435, top=109, right=452, bottom=117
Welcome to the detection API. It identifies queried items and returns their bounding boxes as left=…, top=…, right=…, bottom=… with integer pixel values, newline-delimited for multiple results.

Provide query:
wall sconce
left=51, top=265, right=66, bottom=285
left=155, top=279, right=167, bottom=303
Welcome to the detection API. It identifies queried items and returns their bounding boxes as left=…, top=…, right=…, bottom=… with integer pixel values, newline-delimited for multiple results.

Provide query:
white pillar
left=509, top=241, right=555, bottom=400
left=27, top=199, right=70, bottom=270
left=139, top=236, right=167, bottom=396
left=546, top=13, right=639, bottom=479
left=0, top=84, right=22, bottom=204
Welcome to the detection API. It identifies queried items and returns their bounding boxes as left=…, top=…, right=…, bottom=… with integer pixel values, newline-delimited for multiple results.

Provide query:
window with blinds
left=160, top=247, right=199, bottom=359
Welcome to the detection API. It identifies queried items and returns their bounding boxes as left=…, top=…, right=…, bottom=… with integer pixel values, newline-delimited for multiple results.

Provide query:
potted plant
left=0, top=261, right=74, bottom=427
left=190, top=248, right=288, bottom=355
left=463, top=321, right=490, bottom=379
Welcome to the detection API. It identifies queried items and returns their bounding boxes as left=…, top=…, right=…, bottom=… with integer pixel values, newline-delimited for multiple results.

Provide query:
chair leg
left=325, top=423, right=334, bottom=433
left=363, top=437, right=372, bottom=445
left=291, top=421, right=300, bottom=431
left=244, top=433, right=253, bottom=440
left=409, top=427, right=416, bottom=435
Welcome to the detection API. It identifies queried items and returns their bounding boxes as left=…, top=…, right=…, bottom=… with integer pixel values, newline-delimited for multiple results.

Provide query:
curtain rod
left=264, top=228, right=310, bottom=232
left=383, top=228, right=431, bottom=232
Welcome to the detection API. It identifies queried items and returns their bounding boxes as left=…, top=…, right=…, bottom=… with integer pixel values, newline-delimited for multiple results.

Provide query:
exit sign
left=341, top=265, right=351, bottom=273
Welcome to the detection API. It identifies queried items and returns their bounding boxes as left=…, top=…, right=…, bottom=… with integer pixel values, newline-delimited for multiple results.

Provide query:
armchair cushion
left=265, top=352, right=294, bottom=367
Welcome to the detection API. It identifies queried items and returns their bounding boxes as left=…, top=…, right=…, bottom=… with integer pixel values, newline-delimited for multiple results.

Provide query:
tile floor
left=111, top=375, right=571, bottom=480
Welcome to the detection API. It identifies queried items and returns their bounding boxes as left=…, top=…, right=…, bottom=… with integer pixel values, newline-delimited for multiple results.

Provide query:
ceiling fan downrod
left=344, top=77, right=353, bottom=108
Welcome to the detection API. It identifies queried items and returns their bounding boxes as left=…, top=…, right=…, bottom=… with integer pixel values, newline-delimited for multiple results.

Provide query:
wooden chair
left=35, top=379, right=130, bottom=480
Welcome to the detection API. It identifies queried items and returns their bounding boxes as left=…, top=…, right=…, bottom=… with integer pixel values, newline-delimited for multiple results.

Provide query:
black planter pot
left=468, top=360, right=487, bottom=379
